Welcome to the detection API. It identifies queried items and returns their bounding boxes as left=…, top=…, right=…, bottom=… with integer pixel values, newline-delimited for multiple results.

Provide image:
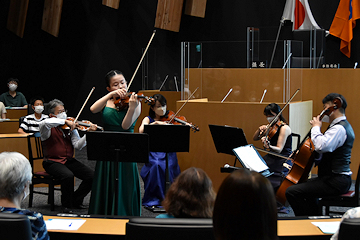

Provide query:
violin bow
left=74, top=87, right=95, bottom=123
left=263, top=88, right=300, bottom=137
left=126, top=30, right=156, bottom=91
left=168, top=87, right=199, bottom=124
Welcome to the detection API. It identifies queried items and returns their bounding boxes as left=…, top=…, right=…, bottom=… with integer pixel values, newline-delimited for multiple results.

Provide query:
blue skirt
left=140, top=152, right=181, bottom=207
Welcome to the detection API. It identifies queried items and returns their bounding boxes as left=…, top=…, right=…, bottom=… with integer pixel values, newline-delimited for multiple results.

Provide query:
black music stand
left=209, top=124, right=248, bottom=171
left=86, top=131, right=149, bottom=215
left=144, top=124, right=190, bottom=212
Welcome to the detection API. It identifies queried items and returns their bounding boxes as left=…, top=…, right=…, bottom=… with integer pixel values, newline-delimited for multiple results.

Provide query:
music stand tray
left=143, top=124, right=190, bottom=212
left=86, top=131, right=149, bottom=215
left=209, top=124, right=248, bottom=156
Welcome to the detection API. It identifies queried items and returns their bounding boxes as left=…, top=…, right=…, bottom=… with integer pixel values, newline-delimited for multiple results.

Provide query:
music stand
left=209, top=124, right=248, bottom=168
left=144, top=124, right=190, bottom=212
left=86, top=131, right=149, bottom=215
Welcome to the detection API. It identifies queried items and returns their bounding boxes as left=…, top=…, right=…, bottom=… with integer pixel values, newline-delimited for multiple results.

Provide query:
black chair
left=0, top=212, right=32, bottom=240
left=125, top=217, right=215, bottom=240
left=27, top=135, right=61, bottom=211
left=338, top=218, right=360, bottom=240
left=319, top=164, right=360, bottom=215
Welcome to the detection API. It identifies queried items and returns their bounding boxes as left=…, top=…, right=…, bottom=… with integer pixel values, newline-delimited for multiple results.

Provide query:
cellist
left=286, top=93, right=354, bottom=216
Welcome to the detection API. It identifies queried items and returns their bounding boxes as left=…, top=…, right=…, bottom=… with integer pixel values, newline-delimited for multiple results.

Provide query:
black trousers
left=43, top=158, right=94, bottom=208
left=285, top=174, right=351, bottom=216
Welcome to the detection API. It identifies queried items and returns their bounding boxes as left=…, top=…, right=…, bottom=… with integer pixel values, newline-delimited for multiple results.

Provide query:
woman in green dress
left=88, top=70, right=142, bottom=216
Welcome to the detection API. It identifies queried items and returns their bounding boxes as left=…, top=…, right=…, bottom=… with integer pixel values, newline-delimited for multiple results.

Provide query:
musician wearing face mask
left=38, top=99, right=95, bottom=213
left=286, top=93, right=354, bottom=216
left=0, top=78, right=28, bottom=108
left=18, top=96, right=49, bottom=136
left=253, top=103, right=292, bottom=213
left=138, top=94, right=181, bottom=208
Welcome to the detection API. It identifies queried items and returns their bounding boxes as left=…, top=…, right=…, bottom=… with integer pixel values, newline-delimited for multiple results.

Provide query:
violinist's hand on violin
left=65, top=119, right=77, bottom=131
left=88, top=123, right=98, bottom=132
left=310, top=115, right=322, bottom=128
left=261, top=136, right=270, bottom=149
left=128, top=92, right=139, bottom=109
left=111, top=88, right=127, bottom=99
left=258, top=125, right=267, bottom=135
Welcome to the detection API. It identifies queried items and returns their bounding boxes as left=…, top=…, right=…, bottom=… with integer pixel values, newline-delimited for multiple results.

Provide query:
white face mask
left=8, top=83, right=17, bottom=92
left=154, top=105, right=167, bottom=116
left=267, top=116, right=276, bottom=123
left=322, top=115, right=330, bottom=123
left=34, top=106, right=44, bottom=114
left=56, top=112, right=67, bottom=120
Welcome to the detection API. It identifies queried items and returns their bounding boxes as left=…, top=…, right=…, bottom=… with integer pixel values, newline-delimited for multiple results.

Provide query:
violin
left=160, top=110, right=200, bottom=132
left=275, top=97, right=342, bottom=205
left=114, top=92, right=155, bottom=111
left=62, top=117, right=104, bottom=131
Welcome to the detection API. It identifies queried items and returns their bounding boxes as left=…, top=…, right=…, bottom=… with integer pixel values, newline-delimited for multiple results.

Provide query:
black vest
left=318, top=119, right=355, bottom=177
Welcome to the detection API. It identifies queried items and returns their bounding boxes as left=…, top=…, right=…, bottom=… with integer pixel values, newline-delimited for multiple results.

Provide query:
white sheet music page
left=233, top=145, right=268, bottom=173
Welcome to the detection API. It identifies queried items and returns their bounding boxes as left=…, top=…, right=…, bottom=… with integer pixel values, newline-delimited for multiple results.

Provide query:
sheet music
left=233, top=145, right=268, bottom=173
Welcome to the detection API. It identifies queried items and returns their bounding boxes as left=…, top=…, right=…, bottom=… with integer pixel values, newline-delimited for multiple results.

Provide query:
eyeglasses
left=58, top=109, right=67, bottom=114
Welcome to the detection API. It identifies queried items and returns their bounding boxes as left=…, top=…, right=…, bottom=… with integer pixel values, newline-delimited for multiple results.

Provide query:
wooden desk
left=43, top=215, right=339, bottom=240
left=0, top=119, right=20, bottom=133
left=44, top=216, right=128, bottom=240
left=0, top=133, right=46, bottom=186
left=5, top=107, right=27, bottom=119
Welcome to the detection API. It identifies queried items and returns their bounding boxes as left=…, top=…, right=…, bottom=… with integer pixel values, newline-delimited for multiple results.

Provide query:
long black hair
left=149, top=94, right=168, bottom=119
left=264, top=103, right=288, bottom=124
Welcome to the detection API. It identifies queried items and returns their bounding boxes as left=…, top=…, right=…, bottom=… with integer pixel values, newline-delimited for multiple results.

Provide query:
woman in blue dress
left=138, top=94, right=181, bottom=207
left=89, top=70, right=142, bottom=216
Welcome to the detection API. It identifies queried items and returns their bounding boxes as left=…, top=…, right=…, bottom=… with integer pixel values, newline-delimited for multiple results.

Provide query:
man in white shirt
left=286, top=93, right=354, bottom=216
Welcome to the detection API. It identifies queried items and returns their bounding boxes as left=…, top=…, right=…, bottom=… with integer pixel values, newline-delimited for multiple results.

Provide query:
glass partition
left=181, top=41, right=303, bottom=102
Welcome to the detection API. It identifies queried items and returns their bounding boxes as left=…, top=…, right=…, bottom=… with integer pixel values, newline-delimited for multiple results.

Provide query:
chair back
left=338, top=217, right=360, bottom=240
left=0, top=212, right=32, bottom=240
left=125, top=217, right=215, bottom=240
left=27, top=135, right=44, bottom=169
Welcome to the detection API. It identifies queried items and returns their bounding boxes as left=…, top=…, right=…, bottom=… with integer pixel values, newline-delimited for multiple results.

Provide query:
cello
left=276, top=97, right=343, bottom=205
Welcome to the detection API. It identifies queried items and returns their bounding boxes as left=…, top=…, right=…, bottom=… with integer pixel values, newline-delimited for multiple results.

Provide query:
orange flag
left=329, top=0, right=360, bottom=58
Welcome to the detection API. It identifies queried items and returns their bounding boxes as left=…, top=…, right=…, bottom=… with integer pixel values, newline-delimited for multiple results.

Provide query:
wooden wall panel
left=184, top=0, right=207, bottom=18
left=41, top=0, right=63, bottom=37
left=6, top=0, right=29, bottom=38
left=175, top=101, right=312, bottom=191
left=183, top=68, right=360, bottom=181
left=102, top=0, right=120, bottom=9
left=154, top=0, right=184, bottom=32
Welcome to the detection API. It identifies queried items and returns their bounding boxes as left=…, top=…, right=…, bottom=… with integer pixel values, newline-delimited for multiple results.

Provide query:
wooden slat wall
left=6, top=0, right=30, bottom=38
left=102, top=0, right=120, bottom=9
left=41, top=0, right=64, bottom=37
left=184, top=0, right=207, bottom=18
left=154, top=0, right=184, bottom=32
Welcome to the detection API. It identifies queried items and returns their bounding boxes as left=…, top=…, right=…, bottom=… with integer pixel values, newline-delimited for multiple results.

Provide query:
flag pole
left=269, top=18, right=285, bottom=68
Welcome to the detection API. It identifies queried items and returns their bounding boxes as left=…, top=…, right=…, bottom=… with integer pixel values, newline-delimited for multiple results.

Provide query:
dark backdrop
left=0, top=0, right=359, bottom=123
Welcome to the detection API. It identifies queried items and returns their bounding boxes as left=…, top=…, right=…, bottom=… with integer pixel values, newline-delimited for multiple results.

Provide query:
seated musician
left=39, top=99, right=95, bottom=213
left=138, top=94, right=181, bottom=208
left=286, top=93, right=354, bottom=216
left=18, top=96, right=49, bottom=136
left=253, top=103, right=292, bottom=190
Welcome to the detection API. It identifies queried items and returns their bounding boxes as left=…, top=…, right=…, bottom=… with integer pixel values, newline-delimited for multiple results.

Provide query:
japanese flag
left=282, top=0, right=320, bottom=30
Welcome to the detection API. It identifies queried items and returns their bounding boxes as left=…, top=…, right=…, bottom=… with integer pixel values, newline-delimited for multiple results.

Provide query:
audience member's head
left=213, top=169, right=278, bottom=240
left=162, top=167, right=215, bottom=218
left=7, top=78, right=19, bottom=92
left=0, top=152, right=32, bottom=205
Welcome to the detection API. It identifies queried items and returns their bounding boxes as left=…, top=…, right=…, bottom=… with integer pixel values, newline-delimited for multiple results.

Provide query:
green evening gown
left=88, top=107, right=141, bottom=216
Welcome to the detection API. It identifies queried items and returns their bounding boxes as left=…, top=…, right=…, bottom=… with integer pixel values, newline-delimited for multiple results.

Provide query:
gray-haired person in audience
left=0, top=152, right=50, bottom=240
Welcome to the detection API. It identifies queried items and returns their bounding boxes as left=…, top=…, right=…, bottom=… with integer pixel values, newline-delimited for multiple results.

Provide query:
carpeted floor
left=22, top=146, right=353, bottom=218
